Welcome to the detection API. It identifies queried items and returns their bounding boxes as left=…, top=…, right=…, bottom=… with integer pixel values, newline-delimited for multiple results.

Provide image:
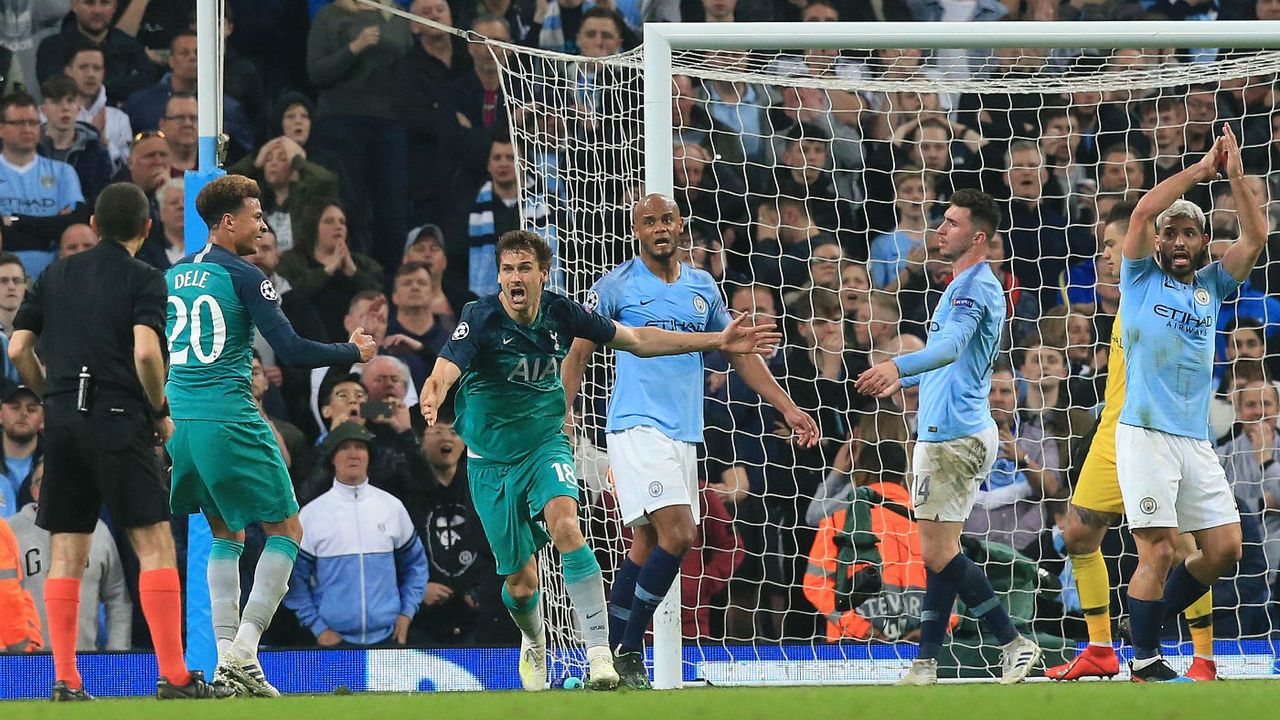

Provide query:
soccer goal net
left=454, top=17, right=1280, bottom=685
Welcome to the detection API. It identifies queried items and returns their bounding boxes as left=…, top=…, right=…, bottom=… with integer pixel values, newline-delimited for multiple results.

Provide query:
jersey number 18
left=168, top=294, right=227, bottom=365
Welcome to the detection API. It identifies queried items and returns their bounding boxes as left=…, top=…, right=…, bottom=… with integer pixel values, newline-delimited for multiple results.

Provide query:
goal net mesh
left=487, top=35, right=1280, bottom=682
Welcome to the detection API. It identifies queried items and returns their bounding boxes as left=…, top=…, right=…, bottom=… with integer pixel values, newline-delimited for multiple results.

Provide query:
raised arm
left=607, top=313, right=780, bottom=358
left=419, top=357, right=463, bottom=426
left=1125, top=133, right=1226, bottom=261
left=1219, top=124, right=1268, bottom=282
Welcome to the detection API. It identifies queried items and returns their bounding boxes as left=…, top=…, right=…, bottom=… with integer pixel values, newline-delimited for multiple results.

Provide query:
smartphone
left=361, top=400, right=393, bottom=420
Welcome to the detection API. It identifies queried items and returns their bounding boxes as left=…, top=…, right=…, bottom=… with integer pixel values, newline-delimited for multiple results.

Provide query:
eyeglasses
left=333, top=390, right=368, bottom=402
left=0, top=277, right=27, bottom=286
left=163, top=114, right=198, bottom=124
left=2, top=119, right=40, bottom=128
left=130, top=130, right=166, bottom=148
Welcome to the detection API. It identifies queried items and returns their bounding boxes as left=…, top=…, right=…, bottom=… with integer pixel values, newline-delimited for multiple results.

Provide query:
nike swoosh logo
left=639, top=299, right=655, bottom=305
left=586, top=610, right=603, bottom=619
left=503, top=337, right=513, bottom=345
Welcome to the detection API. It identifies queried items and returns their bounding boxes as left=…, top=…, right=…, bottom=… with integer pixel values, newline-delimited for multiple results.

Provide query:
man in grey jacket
left=8, top=458, right=132, bottom=650
left=1216, top=379, right=1280, bottom=584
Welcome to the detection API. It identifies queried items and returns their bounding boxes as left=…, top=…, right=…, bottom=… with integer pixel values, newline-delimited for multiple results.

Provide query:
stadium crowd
left=1, top=0, right=1280, bottom=656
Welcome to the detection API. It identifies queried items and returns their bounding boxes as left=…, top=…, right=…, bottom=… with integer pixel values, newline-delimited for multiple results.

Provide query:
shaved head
left=632, top=193, right=684, bottom=264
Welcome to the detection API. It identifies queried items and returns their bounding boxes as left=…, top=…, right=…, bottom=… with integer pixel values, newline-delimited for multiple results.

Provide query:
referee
left=8, top=183, right=231, bottom=701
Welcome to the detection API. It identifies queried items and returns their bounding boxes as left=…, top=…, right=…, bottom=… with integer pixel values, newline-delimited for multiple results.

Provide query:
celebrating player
left=1115, top=125, right=1262, bottom=682
left=855, top=188, right=1042, bottom=685
left=166, top=176, right=377, bottom=696
left=561, top=194, right=819, bottom=689
left=1045, top=202, right=1217, bottom=682
left=418, top=229, right=779, bottom=692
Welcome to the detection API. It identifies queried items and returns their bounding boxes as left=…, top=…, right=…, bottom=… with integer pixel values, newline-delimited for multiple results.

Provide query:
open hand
left=719, top=313, right=781, bottom=355
left=854, top=361, right=901, bottom=398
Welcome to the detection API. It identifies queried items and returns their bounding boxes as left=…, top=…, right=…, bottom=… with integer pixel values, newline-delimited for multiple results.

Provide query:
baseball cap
left=405, top=223, right=446, bottom=252
left=0, top=383, right=40, bottom=405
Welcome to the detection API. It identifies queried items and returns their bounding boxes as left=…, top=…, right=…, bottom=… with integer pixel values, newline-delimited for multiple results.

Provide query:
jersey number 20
left=168, top=294, right=227, bottom=365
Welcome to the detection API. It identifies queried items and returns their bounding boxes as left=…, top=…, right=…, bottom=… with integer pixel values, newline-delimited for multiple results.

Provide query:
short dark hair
left=495, top=230, right=552, bottom=272
left=395, top=261, right=431, bottom=280
left=0, top=252, right=25, bottom=279
left=41, top=75, right=79, bottom=103
left=580, top=6, right=626, bottom=38
left=170, top=30, right=197, bottom=51
left=94, top=183, right=151, bottom=244
left=1106, top=199, right=1137, bottom=227
left=196, top=175, right=260, bottom=229
left=319, top=372, right=365, bottom=409
left=347, top=289, right=385, bottom=313
left=0, top=91, right=37, bottom=119
left=63, top=37, right=104, bottom=68
left=165, top=91, right=197, bottom=114
left=949, top=188, right=1000, bottom=241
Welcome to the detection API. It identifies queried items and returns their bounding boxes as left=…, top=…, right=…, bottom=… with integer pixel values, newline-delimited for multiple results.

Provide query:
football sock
left=208, top=538, right=245, bottom=658
left=609, top=558, right=641, bottom=650
left=937, top=554, right=1019, bottom=646
left=45, top=577, right=82, bottom=689
left=233, top=535, right=298, bottom=655
left=1070, top=549, right=1113, bottom=645
left=139, top=568, right=191, bottom=686
left=562, top=545, right=609, bottom=651
left=1162, top=561, right=1211, bottom=621
left=501, top=584, right=544, bottom=644
left=1128, top=596, right=1167, bottom=662
left=620, top=546, right=683, bottom=653
left=1185, top=591, right=1215, bottom=659
left=918, top=568, right=958, bottom=661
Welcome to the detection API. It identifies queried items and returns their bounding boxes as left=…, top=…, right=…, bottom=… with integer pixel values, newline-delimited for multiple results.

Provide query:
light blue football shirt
left=0, top=155, right=84, bottom=279
left=1118, top=255, right=1240, bottom=440
left=894, top=261, right=1005, bottom=443
left=587, top=258, right=730, bottom=443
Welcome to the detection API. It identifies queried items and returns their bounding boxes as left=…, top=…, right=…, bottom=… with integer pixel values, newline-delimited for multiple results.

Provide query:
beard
left=6, top=428, right=36, bottom=445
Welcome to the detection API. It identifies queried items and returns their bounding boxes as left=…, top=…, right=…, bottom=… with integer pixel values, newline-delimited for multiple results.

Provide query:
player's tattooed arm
left=419, top=357, right=462, bottom=426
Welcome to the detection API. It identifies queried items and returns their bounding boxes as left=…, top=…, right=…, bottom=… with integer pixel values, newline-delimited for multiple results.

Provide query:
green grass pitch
left=5, top=682, right=1279, bottom=720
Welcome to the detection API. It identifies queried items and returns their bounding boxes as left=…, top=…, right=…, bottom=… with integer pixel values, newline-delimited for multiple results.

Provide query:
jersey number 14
left=168, top=294, right=227, bottom=365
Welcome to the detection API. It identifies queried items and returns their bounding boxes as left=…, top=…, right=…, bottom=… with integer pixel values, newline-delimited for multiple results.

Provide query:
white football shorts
left=911, top=426, right=999, bottom=523
left=606, top=425, right=699, bottom=527
left=1115, top=424, right=1240, bottom=532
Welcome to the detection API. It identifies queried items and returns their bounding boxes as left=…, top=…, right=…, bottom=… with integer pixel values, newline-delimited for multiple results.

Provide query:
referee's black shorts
left=37, top=397, right=170, bottom=534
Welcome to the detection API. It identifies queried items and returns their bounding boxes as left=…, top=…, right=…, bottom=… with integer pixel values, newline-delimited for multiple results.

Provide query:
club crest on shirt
left=693, top=295, right=707, bottom=313
left=583, top=290, right=599, bottom=312
left=452, top=322, right=469, bottom=341
left=1193, top=287, right=1210, bottom=306
left=40, top=175, right=55, bottom=188
left=1139, top=496, right=1158, bottom=515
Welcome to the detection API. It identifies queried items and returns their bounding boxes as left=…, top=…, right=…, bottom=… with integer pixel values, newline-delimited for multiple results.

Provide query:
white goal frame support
left=641, top=18, right=1280, bottom=691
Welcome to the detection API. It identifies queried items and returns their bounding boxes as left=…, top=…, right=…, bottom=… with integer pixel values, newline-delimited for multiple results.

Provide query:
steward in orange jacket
left=0, top=515, right=42, bottom=652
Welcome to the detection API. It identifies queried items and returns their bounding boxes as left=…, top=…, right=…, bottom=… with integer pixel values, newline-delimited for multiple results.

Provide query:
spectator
left=386, top=262, right=452, bottom=389
left=402, top=224, right=475, bottom=323
left=56, top=224, right=98, bottom=259
left=0, top=253, right=25, bottom=335
left=1097, top=144, right=1147, bottom=196
left=1015, top=338, right=1097, bottom=474
left=964, top=366, right=1062, bottom=551
left=460, top=14, right=511, bottom=136
left=674, top=141, right=750, bottom=259
left=839, top=261, right=871, bottom=321
left=114, top=0, right=194, bottom=61
left=62, top=42, right=132, bottom=169
left=869, top=169, right=932, bottom=288
left=307, top=0, right=413, bottom=271
left=8, top=459, right=131, bottom=650
left=298, top=372, right=413, bottom=502
left=0, top=91, right=89, bottom=281
left=269, top=91, right=347, bottom=191
left=1216, top=378, right=1280, bottom=584
left=892, top=230, right=953, bottom=340
left=358, top=355, right=426, bottom=464
left=36, top=0, right=158, bottom=104
left=120, top=31, right=254, bottom=161
left=782, top=288, right=871, bottom=445
left=247, top=225, right=329, bottom=358
left=1003, top=139, right=1090, bottom=305
left=803, top=441, right=940, bottom=642
left=408, top=419, right=512, bottom=646
left=156, top=92, right=198, bottom=173
left=395, top=0, right=487, bottom=236
left=0, top=514, right=42, bottom=653
left=136, top=177, right=183, bottom=270
left=468, top=134, right=558, bottom=296
left=751, top=195, right=837, bottom=291
left=277, top=201, right=384, bottom=343
left=228, top=136, right=339, bottom=254
left=286, top=422, right=427, bottom=647
left=37, top=75, right=112, bottom=205
left=758, top=124, right=854, bottom=242
left=252, top=353, right=303, bottom=477
left=682, top=481, right=745, bottom=640
left=114, top=130, right=169, bottom=201
left=0, top=385, right=42, bottom=518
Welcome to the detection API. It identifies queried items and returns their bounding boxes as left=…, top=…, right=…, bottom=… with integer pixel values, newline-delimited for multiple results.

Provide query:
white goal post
left=636, top=20, right=1280, bottom=690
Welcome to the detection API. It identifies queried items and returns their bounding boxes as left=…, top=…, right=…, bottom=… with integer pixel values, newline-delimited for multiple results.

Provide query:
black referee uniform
left=13, top=241, right=171, bottom=534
